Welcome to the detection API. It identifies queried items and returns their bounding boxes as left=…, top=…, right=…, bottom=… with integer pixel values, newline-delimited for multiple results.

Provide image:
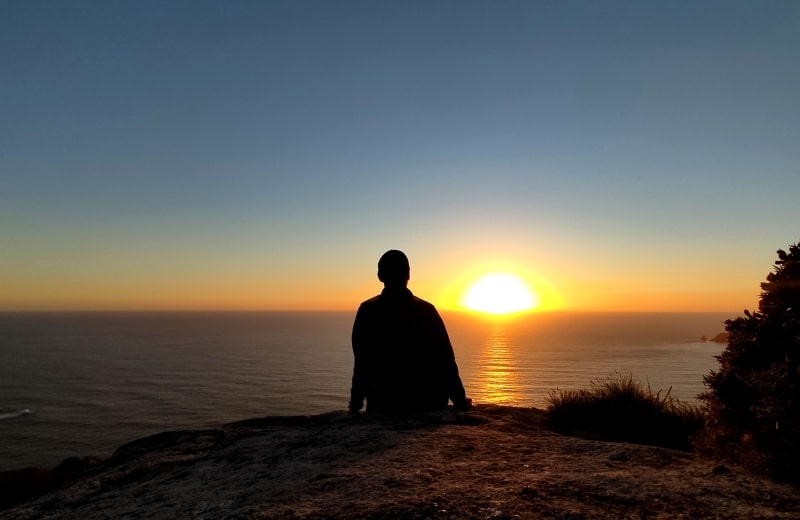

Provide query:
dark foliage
left=698, top=241, right=800, bottom=480
left=546, top=372, right=705, bottom=451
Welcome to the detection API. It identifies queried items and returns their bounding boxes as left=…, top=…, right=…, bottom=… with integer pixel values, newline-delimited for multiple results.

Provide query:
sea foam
left=0, top=409, right=32, bottom=421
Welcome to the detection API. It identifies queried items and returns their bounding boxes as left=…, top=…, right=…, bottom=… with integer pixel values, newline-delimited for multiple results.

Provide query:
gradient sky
left=2, top=1, right=799, bottom=312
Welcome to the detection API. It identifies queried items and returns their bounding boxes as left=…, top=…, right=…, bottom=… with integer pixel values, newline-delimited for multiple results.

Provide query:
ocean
left=0, top=311, right=732, bottom=471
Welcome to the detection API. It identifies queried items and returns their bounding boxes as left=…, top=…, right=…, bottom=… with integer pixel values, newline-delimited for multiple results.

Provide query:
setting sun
left=461, top=272, right=539, bottom=315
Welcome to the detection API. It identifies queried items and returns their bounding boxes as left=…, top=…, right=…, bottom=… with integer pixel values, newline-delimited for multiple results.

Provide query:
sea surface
left=0, top=311, right=732, bottom=471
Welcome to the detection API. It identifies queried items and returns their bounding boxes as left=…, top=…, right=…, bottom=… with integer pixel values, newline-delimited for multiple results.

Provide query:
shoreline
left=2, top=405, right=798, bottom=519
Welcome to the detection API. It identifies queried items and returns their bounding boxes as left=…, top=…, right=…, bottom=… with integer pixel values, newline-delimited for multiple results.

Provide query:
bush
left=546, top=372, right=705, bottom=451
left=698, top=242, right=800, bottom=480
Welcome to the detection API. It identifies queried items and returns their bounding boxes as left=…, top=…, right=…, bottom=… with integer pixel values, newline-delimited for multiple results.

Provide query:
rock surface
left=1, top=405, right=798, bottom=519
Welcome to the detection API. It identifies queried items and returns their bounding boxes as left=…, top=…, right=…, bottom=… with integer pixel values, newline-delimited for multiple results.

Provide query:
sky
left=2, top=1, right=799, bottom=313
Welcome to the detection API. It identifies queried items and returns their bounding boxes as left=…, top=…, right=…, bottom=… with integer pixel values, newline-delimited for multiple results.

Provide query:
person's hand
left=455, top=398, right=472, bottom=411
left=348, top=398, right=363, bottom=415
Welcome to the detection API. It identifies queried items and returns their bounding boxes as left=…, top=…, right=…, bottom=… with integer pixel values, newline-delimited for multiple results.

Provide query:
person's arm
left=349, top=304, right=368, bottom=413
left=431, top=309, right=470, bottom=410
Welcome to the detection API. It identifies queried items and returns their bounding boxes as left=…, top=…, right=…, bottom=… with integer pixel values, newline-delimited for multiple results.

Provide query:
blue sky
left=2, top=1, right=799, bottom=311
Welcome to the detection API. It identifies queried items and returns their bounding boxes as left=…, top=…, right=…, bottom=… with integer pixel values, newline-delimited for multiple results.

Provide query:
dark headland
left=1, top=405, right=798, bottom=519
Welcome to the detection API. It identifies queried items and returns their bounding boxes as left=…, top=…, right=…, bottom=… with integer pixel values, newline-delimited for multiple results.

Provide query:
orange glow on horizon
left=0, top=252, right=753, bottom=313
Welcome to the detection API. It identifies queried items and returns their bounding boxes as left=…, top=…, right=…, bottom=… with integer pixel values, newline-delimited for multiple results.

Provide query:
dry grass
left=546, top=372, right=706, bottom=451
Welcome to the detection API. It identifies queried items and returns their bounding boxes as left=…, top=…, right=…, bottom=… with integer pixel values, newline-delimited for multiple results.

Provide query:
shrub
left=546, top=372, right=705, bottom=451
left=698, top=242, right=800, bottom=479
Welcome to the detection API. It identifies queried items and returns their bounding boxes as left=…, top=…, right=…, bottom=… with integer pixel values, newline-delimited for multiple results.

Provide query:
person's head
left=377, top=250, right=410, bottom=288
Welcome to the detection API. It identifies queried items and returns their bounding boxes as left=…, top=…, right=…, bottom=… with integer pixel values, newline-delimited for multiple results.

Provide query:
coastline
left=1, top=404, right=798, bottom=519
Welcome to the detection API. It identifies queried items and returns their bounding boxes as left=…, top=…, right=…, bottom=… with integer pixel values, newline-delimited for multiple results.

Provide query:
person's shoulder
left=411, top=295, right=438, bottom=313
left=358, top=295, right=382, bottom=308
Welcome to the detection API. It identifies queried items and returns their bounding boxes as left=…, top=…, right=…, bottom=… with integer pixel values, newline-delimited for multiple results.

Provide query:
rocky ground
left=1, top=405, right=798, bottom=519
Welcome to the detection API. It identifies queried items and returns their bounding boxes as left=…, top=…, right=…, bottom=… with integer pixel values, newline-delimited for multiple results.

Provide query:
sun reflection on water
left=473, top=323, right=519, bottom=405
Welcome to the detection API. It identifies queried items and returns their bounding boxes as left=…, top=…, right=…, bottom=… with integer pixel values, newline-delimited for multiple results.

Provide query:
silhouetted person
left=349, top=250, right=470, bottom=414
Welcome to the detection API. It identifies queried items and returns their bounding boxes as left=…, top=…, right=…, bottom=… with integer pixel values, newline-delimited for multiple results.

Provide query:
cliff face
left=1, top=405, right=798, bottom=519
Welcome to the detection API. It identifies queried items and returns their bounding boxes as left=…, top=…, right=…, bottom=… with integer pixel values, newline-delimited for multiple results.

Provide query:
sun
left=460, top=272, right=540, bottom=315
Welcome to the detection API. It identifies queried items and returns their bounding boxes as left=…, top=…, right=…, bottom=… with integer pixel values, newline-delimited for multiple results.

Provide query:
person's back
left=349, top=250, right=469, bottom=414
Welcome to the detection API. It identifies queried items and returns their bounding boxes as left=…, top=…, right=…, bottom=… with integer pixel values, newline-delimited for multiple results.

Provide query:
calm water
left=0, top=311, right=731, bottom=471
